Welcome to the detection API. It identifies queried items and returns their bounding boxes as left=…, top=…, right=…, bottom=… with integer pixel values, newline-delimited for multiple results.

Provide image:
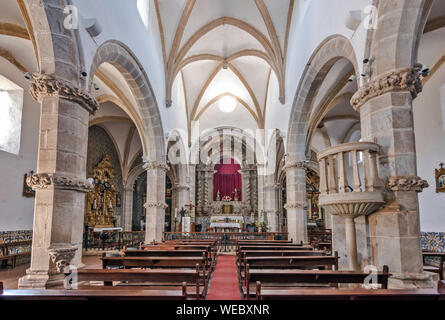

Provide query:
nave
left=2, top=0, right=445, bottom=306
left=1, top=237, right=445, bottom=300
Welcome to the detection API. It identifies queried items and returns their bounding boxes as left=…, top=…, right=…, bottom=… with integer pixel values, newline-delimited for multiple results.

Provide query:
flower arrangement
left=255, top=221, right=269, bottom=232
left=222, top=195, right=232, bottom=202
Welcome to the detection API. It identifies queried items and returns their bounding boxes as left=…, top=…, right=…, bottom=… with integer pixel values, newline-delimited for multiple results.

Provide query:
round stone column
left=143, top=161, right=168, bottom=243
left=19, top=74, right=98, bottom=289
left=284, top=161, right=308, bottom=243
left=351, top=68, right=431, bottom=287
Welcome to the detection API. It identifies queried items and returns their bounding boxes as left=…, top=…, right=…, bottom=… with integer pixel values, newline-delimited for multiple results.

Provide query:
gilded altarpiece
left=306, top=170, right=324, bottom=225
left=85, top=155, right=116, bottom=228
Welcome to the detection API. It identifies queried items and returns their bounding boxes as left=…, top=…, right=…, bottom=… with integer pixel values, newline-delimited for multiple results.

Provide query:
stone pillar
left=176, top=184, right=190, bottom=210
left=195, top=167, right=204, bottom=216
left=188, top=164, right=196, bottom=207
left=284, top=161, right=307, bottom=243
left=18, top=74, right=98, bottom=289
left=264, top=183, right=279, bottom=232
left=203, top=167, right=214, bottom=212
left=143, top=161, right=168, bottom=243
left=123, top=185, right=134, bottom=231
left=351, top=68, right=431, bottom=287
left=257, top=164, right=265, bottom=215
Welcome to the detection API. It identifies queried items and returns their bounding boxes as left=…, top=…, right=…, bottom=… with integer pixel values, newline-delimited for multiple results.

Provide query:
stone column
left=122, top=185, right=134, bottom=231
left=143, top=161, right=168, bottom=243
left=203, top=167, right=214, bottom=212
left=195, top=167, right=204, bottom=216
left=18, top=74, right=98, bottom=289
left=284, top=161, right=308, bottom=243
left=351, top=68, right=430, bottom=287
left=188, top=164, right=196, bottom=207
left=257, top=164, right=265, bottom=215
left=264, top=183, right=279, bottom=232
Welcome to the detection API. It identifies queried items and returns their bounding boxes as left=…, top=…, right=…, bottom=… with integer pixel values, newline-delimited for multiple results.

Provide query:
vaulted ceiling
left=155, top=0, right=294, bottom=132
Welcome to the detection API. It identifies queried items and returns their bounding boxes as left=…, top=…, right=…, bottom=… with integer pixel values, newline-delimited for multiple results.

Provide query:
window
left=137, top=0, right=150, bottom=30
left=0, top=74, right=24, bottom=155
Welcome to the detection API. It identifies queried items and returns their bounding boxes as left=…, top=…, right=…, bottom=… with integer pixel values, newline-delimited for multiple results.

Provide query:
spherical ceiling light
left=218, top=96, right=236, bottom=113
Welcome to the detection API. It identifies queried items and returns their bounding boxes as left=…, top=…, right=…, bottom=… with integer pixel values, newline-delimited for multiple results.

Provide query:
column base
left=388, top=272, right=435, bottom=289
left=18, top=269, right=49, bottom=289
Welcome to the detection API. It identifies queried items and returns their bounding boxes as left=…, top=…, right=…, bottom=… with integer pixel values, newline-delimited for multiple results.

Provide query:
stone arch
left=286, top=35, right=359, bottom=161
left=88, top=40, right=165, bottom=163
left=372, top=0, right=435, bottom=76
left=190, top=127, right=263, bottom=167
left=21, top=0, right=83, bottom=82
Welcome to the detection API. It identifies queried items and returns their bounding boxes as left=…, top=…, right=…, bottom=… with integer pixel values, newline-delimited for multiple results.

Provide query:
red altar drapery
left=213, top=158, right=242, bottom=201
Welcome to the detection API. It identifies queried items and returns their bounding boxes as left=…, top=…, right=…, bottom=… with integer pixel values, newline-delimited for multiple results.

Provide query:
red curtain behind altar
left=213, top=158, right=242, bottom=201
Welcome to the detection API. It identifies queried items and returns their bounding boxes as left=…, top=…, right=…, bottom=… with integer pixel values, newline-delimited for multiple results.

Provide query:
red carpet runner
left=206, top=255, right=241, bottom=300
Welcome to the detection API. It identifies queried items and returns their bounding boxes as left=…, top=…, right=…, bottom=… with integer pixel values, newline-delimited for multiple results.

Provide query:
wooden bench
left=423, top=251, right=445, bottom=280
left=243, top=252, right=338, bottom=270
left=245, top=266, right=390, bottom=299
left=255, top=280, right=445, bottom=300
left=137, top=244, right=216, bottom=268
left=236, top=250, right=327, bottom=269
left=68, top=267, right=204, bottom=299
left=236, top=240, right=293, bottom=245
left=0, top=281, right=186, bottom=300
left=0, top=240, right=32, bottom=268
left=101, top=254, right=209, bottom=291
left=124, top=248, right=208, bottom=258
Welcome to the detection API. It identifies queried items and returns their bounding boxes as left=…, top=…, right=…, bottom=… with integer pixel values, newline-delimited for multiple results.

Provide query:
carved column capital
left=174, top=184, right=190, bottom=191
left=29, top=73, right=99, bottom=114
left=144, top=202, right=168, bottom=209
left=142, top=161, right=169, bottom=172
left=26, top=173, right=94, bottom=193
left=47, top=244, right=78, bottom=273
left=387, top=176, right=429, bottom=192
left=351, top=68, right=423, bottom=111
left=284, top=202, right=305, bottom=210
left=283, top=161, right=306, bottom=171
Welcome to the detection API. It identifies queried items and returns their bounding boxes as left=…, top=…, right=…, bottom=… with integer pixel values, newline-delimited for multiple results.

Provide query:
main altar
left=194, top=160, right=259, bottom=231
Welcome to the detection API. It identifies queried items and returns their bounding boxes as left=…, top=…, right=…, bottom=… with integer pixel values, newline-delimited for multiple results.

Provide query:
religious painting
left=436, top=163, right=445, bottom=193
left=22, top=171, right=35, bottom=198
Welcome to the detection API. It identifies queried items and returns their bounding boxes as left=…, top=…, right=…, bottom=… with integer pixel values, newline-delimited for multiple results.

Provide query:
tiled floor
left=0, top=255, right=102, bottom=289
left=206, top=255, right=241, bottom=300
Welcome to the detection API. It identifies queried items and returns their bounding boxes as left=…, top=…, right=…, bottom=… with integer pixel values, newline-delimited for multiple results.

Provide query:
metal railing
left=163, top=232, right=288, bottom=252
left=83, top=230, right=144, bottom=251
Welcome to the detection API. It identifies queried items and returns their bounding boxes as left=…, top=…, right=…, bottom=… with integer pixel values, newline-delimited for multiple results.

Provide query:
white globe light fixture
left=218, top=96, right=236, bottom=113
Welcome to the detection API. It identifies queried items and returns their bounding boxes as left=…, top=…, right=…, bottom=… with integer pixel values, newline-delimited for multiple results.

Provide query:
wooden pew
left=68, top=267, right=204, bottom=299
left=124, top=248, right=207, bottom=257
left=101, top=254, right=209, bottom=291
left=245, top=266, right=390, bottom=299
left=236, top=250, right=327, bottom=269
left=255, top=280, right=445, bottom=300
left=137, top=244, right=216, bottom=269
left=243, top=255, right=339, bottom=271
left=236, top=240, right=293, bottom=245
left=0, top=281, right=187, bottom=300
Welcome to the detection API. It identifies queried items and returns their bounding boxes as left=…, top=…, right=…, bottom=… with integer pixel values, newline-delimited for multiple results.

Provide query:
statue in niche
left=233, top=188, right=240, bottom=201
left=216, top=190, right=221, bottom=201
